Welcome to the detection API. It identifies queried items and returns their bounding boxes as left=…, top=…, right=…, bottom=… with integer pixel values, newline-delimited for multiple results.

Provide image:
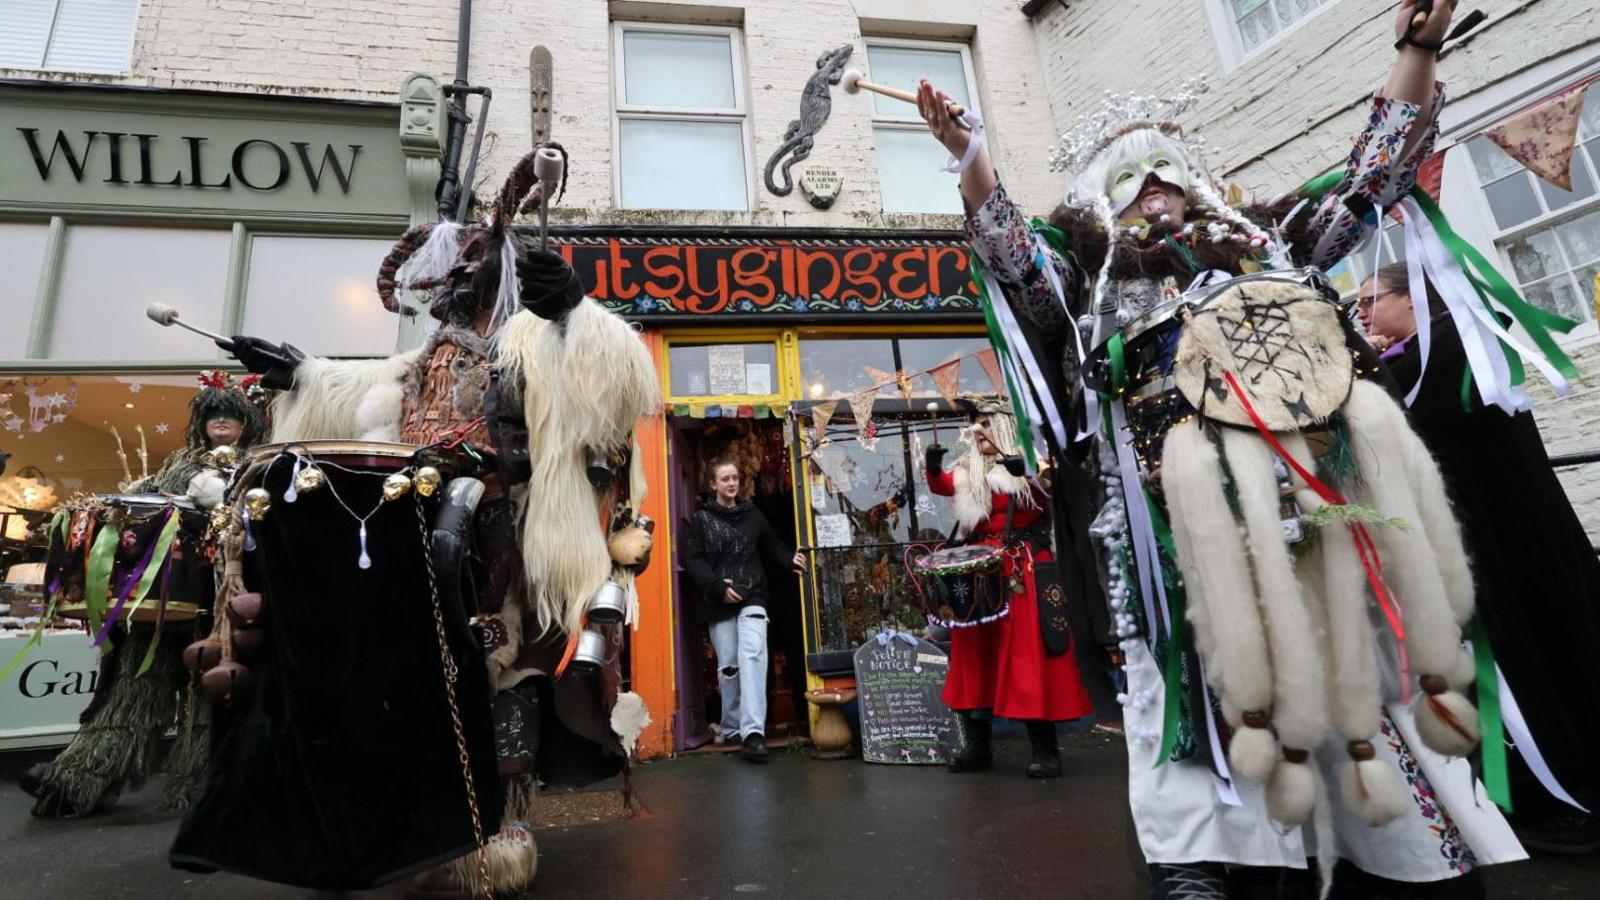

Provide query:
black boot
left=18, top=763, right=47, bottom=799
left=947, top=713, right=993, bottom=773
left=1025, top=721, right=1062, bottom=779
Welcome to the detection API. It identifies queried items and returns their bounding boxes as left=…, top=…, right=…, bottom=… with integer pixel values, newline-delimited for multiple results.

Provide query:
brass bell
left=209, top=504, right=232, bottom=533
left=413, top=466, right=442, bottom=498
left=209, top=444, right=239, bottom=467
left=243, top=487, right=272, bottom=520
left=293, top=465, right=327, bottom=494
left=382, top=472, right=413, bottom=501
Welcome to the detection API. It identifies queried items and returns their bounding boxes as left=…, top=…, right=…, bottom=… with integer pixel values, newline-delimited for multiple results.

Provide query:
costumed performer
left=21, top=372, right=266, bottom=817
left=918, top=2, right=1536, bottom=895
left=922, top=400, right=1092, bottom=778
left=171, top=144, right=661, bottom=899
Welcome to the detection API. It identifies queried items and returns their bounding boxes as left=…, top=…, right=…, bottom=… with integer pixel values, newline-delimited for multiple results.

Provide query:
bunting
left=1485, top=83, right=1589, bottom=191
left=811, top=398, right=838, bottom=442
left=973, top=348, right=1004, bottom=394
left=845, top=385, right=879, bottom=447
left=928, top=358, right=963, bottom=406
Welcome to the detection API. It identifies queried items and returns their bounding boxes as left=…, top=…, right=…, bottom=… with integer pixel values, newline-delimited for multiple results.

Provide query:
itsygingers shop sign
left=546, top=229, right=983, bottom=322
left=0, top=83, right=409, bottom=222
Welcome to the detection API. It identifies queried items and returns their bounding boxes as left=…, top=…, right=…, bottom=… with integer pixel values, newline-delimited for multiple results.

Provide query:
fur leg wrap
left=1228, top=719, right=1278, bottom=783
left=447, top=776, right=539, bottom=898
left=1413, top=677, right=1482, bottom=758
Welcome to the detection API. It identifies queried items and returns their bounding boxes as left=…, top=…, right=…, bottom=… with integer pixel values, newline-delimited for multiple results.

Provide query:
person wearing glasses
left=1360, top=262, right=1600, bottom=854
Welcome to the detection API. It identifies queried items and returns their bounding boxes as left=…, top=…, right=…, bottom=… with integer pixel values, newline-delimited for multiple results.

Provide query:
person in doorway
left=1362, top=262, right=1600, bottom=853
left=923, top=402, right=1093, bottom=778
left=680, top=456, right=806, bottom=763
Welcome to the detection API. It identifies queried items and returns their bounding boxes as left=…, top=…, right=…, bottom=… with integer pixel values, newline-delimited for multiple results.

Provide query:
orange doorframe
left=629, top=330, right=676, bottom=759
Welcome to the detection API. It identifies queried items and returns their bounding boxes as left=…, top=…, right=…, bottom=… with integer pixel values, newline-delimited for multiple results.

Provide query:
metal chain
left=414, top=496, right=493, bottom=898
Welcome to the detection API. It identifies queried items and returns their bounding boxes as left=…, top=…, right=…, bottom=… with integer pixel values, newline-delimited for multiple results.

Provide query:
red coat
left=926, top=466, right=1093, bottom=722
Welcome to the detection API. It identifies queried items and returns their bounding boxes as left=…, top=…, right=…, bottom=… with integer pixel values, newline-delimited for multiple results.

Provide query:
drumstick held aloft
left=841, top=70, right=966, bottom=118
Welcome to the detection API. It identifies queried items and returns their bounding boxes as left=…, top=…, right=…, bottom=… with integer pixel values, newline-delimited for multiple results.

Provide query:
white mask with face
left=1107, top=148, right=1192, bottom=215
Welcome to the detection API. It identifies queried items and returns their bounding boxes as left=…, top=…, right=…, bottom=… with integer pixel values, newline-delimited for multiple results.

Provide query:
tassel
left=1413, top=675, right=1481, bottom=757
left=1266, top=748, right=1318, bottom=827
left=1338, top=740, right=1409, bottom=827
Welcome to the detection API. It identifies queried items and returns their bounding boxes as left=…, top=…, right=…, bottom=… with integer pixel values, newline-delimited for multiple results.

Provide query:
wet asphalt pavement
left=1, top=729, right=1596, bottom=899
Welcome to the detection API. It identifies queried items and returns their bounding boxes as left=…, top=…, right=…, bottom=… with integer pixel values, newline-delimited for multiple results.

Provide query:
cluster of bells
left=236, top=464, right=444, bottom=521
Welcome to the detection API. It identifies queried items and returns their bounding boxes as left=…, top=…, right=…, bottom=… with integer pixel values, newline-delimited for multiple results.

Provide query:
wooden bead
left=1242, top=710, right=1271, bottom=729
left=1347, top=740, right=1376, bottom=762
left=1420, top=674, right=1449, bottom=696
left=1281, top=747, right=1310, bottom=764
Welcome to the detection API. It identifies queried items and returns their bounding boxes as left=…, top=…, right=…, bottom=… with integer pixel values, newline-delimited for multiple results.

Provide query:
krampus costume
left=963, top=73, right=1540, bottom=893
left=22, top=373, right=265, bottom=817
left=169, top=147, right=660, bottom=898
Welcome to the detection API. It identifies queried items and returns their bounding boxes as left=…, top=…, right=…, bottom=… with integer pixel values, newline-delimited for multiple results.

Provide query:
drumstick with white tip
left=841, top=70, right=966, bottom=118
left=146, top=303, right=236, bottom=350
left=534, top=147, right=564, bottom=251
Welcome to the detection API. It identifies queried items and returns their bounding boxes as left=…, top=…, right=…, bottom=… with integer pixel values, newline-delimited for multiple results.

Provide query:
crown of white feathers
left=1048, top=79, right=1208, bottom=176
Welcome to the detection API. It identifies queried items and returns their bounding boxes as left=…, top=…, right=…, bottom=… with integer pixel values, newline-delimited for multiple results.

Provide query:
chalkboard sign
left=853, top=633, right=962, bottom=765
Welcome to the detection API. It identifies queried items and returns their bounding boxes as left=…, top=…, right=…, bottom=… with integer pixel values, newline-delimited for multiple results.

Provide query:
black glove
left=223, top=336, right=303, bottom=391
left=1000, top=455, right=1026, bottom=477
left=924, top=444, right=948, bottom=478
left=516, top=248, right=585, bottom=322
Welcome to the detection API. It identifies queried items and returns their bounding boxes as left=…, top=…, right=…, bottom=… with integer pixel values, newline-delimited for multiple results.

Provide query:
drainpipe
left=436, top=0, right=473, bottom=221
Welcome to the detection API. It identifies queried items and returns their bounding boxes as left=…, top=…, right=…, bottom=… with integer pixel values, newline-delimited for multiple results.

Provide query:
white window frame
left=863, top=37, right=981, bottom=215
left=2, top=0, right=141, bottom=76
left=609, top=21, right=754, bottom=212
left=1202, top=0, right=1342, bottom=73
left=1437, top=49, right=1600, bottom=349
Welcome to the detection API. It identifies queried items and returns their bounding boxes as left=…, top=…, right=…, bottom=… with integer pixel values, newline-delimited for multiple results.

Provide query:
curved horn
left=374, top=223, right=435, bottom=315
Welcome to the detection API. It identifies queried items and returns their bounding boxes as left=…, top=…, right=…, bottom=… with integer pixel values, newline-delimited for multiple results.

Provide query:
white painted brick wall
left=1028, top=0, right=1600, bottom=541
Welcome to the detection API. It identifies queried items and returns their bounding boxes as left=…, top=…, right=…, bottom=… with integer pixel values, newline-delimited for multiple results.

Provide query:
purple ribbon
left=92, top=507, right=174, bottom=647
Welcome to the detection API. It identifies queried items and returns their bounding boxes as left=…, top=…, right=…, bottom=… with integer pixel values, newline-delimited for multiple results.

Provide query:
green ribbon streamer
left=968, top=252, right=1041, bottom=471
left=0, top=595, right=60, bottom=684
left=126, top=512, right=183, bottom=676
left=82, top=518, right=122, bottom=639
left=1147, top=496, right=1187, bottom=768
left=1471, top=616, right=1511, bottom=812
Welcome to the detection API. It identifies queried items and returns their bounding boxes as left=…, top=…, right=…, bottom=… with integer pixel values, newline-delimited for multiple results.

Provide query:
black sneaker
left=741, top=733, right=770, bottom=763
left=1513, top=810, right=1600, bottom=856
left=18, top=763, right=46, bottom=799
left=1026, top=752, right=1063, bottom=779
left=946, top=749, right=994, bottom=773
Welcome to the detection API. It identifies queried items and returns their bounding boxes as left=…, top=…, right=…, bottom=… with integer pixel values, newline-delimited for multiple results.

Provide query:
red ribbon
left=1221, top=372, right=1410, bottom=699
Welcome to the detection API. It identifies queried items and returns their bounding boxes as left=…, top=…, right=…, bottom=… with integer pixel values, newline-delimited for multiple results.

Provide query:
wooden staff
left=841, top=70, right=965, bottom=118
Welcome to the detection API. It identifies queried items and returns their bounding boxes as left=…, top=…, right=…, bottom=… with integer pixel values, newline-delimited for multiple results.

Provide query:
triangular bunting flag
left=928, top=359, right=963, bottom=406
left=1417, top=147, right=1447, bottom=201
left=974, top=348, right=1004, bottom=394
left=862, top=365, right=896, bottom=389
left=811, top=398, right=838, bottom=442
left=846, top=386, right=877, bottom=444
left=1485, top=84, right=1588, bottom=191
left=737, top=405, right=755, bottom=418
left=671, top=402, right=692, bottom=418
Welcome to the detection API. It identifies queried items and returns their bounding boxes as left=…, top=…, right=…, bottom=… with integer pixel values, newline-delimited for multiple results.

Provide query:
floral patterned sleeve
left=1299, top=82, right=1445, bottom=270
left=963, top=181, right=1074, bottom=334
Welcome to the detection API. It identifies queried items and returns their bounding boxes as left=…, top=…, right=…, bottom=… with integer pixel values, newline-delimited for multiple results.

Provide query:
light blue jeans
left=708, top=606, right=768, bottom=740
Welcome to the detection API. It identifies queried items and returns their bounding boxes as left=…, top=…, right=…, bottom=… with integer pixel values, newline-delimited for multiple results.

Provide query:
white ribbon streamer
left=1034, top=235, right=1100, bottom=443
left=1397, top=209, right=1435, bottom=408
left=1110, top=397, right=1172, bottom=644
left=942, top=111, right=985, bottom=174
left=1198, top=653, right=1244, bottom=806
left=982, top=270, right=1071, bottom=451
left=1499, top=663, right=1590, bottom=813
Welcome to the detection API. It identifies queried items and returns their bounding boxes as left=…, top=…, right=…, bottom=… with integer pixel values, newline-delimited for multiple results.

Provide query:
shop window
left=802, top=401, right=973, bottom=655
left=1464, top=88, right=1600, bottom=326
left=865, top=40, right=977, bottom=215
left=800, top=335, right=993, bottom=399
left=613, top=23, right=751, bottom=211
left=0, top=0, right=141, bottom=75
left=242, top=235, right=399, bottom=358
left=46, top=225, right=231, bottom=362
left=0, top=374, right=197, bottom=526
left=0, top=223, right=50, bottom=359
left=668, top=341, right=778, bottom=398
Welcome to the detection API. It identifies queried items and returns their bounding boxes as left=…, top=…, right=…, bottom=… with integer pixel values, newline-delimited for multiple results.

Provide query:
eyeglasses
left=1356, top=289, right=1400, bottom=312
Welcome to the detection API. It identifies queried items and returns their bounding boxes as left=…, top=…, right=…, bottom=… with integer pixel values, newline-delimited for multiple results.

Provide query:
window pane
left=618, top=119, right=747, bottom=211
left=48, top=226, right=231, bottom=361
left=1468, top=137, right=1524, bottom=184
left=0, top=223, right=50, bottom=359
left=1232, top=0, right=1268, bottom=15
left=799, top=339, right=896, bottom=399
left=1537, top=153, right=1596, bottom=211
left=1236, top=5, right=1279, bottom=52
left=1505, top=229, right=1564, bottom=284
left=1554, top=208, right=1600, bottom=266
left=1580, top=85, right=1600, bottom=142
left=0, top=0, right=53, bottom=68
left=0, top=374, right=200, bottom=499
left=669, top=342, right=778, bottom=397
left=865, top=45, right=970, bottom=118
left=1483, top=174, right=1544, bottom=230
left=243, top=236, right=398, bottom=358
left=1275, top=0, right=1328, bottom=26
left=1523, top=277, right=1585, bottom=325
left=896, top=337, right=995, bottom=397
left=1572, top=262, right=1600, bottom=324
left=41, top=0, right=140, bottom=74
left=874, top=127, right=962, bottom=215
left=622, top=30, right=736, bottom=110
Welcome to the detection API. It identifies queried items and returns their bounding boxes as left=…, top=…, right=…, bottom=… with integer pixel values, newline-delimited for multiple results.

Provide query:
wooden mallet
left=842, top=69, right=965, bottom=118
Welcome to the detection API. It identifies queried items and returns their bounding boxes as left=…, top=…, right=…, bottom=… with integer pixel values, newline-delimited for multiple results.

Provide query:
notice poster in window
left=708, top=346, right=746, bottom=395
left=745, top=362, right=771, bottom=395
left=814, top=513, right=853, bottom=548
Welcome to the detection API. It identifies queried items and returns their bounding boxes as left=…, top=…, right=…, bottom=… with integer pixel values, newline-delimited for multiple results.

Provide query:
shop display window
left=243, top=235, right=399, bottom=358
left=0, top=223, right=49, bottom=359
